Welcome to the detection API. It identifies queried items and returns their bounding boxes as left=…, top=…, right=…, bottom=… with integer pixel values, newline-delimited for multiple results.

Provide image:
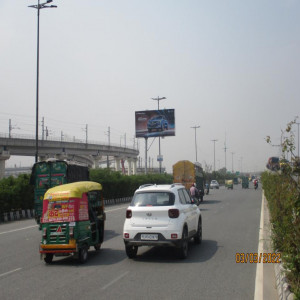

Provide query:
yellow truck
left=173, top=160, right=205, bottom=203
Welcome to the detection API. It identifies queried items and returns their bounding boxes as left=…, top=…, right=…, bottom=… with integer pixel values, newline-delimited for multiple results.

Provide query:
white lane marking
left=0, top=225, right=38, bottom=235
left=254, top=192, right=264, bottom=300
left=0, top=268, right=22, bottom=278
left=101, top=271, right=129, bottom=290
left=0, top=206, right=127, bottom=235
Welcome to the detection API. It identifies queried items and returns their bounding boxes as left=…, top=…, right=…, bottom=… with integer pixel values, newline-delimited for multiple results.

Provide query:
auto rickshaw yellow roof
left=44, top=181, right=102, bottom=201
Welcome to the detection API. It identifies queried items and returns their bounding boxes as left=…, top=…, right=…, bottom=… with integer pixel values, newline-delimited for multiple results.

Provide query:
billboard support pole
left=145, top=137, right=148, bottom=174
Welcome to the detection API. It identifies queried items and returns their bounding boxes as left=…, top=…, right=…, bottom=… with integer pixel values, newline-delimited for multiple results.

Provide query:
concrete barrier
left=0, top=198, right=131, bottom=223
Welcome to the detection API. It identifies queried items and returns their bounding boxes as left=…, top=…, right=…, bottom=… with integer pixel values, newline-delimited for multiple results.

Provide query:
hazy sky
left=1, top=0, right=299, bottom=173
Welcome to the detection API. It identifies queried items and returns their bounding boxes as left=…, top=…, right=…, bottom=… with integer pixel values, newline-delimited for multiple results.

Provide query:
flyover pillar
left=132, top=159, right=137, bottom=175
left=92, top=155, right=102, bottom=169
left=115, top=158, right=121, bottom=172
left=0, top=151, right=10, bottom=179
left=127, top=159, right=132, bottom=176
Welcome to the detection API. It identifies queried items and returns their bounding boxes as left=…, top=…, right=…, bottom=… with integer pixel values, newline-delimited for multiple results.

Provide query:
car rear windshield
left=131, top=192, right=175, bottom=207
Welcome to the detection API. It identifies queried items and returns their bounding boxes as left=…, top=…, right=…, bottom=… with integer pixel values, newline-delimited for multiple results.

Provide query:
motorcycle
left=254, top=181, right=258, bottom=190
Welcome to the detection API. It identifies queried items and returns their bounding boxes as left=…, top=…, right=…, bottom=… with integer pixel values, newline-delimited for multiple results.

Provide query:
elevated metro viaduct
left=0, top=135, right=139, bottom=179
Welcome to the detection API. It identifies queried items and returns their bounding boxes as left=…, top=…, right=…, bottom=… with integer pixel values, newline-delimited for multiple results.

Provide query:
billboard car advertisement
left=135, top=109, right=175, bottom=138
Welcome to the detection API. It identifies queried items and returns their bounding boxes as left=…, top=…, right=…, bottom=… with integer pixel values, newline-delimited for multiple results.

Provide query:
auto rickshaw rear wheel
left=79, top=246, right=88, bottom=264
left=44, top=253, right=53, bottom=264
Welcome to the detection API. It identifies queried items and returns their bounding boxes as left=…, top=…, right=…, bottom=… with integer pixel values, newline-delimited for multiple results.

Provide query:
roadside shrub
left=0, top=174, right=33, bottom=214
left=261, top=171, right=300, bottom=298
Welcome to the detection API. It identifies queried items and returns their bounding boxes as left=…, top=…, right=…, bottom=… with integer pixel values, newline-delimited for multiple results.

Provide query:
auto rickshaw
left=241, top=176, right=249, bottom=189
left=225, top=180, right=233, bottom=189
left=39, top=181, right=105, bottom=264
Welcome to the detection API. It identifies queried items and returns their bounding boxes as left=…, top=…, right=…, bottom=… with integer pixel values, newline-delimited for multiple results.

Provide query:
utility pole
left=224, top=132, right=228, bottom=171
left=151, top=96, right=166, bottom=173
left=9, top=119, right=20, bottom=138
left=42, top=117, right=45, bottom=140
left=28, top=0, right=57, bottom=162
left=211, top=139, right=218, bottom=172
left=191, top=125, right=200, bottom=162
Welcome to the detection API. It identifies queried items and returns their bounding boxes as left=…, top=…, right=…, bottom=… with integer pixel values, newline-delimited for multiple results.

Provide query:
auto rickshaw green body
left=39, top=181, right=105, bottom=264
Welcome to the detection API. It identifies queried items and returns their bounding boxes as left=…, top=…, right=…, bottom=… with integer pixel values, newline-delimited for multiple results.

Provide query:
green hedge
left=0, top=174, right=34, bottom=215
left=89, top=168, right=173, bottom=199
left=0, top=170, right=173, bottom=215
left=261, top=171, right=300, bottom=298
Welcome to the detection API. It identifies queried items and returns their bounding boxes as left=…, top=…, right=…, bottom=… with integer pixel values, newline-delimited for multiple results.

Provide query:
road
left=0, top=184, right=262, bottom=300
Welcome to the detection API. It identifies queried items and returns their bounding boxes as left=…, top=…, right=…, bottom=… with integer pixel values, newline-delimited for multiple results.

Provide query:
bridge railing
left=0, top=132, right=137, bottom=151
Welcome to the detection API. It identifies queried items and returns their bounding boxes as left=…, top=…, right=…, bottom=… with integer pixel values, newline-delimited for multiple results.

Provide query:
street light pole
left=151, top=96, right=166, bottom=173
left=191, top=126, right=200, bottom=162
left=211, top=139, right=218, bottom=172
left=231, top=152, right=235, bottom=173
left=28, top=0, right=57, bottom=162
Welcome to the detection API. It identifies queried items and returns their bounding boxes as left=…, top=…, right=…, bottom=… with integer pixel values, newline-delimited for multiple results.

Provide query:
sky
left=0, top=0, right=300, bottom=173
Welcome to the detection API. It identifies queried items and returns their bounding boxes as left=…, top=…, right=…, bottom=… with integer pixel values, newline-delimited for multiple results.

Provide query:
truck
left=173, top=160, right=205, bottom=203
left=30, top=159, right=89, bottom=226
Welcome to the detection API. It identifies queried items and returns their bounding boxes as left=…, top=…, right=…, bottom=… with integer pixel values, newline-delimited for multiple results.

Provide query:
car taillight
left=171, top=233, right=178, bottom=239
left=126, top=209, right=132, bottom=219
left=69, top=226, right=74, bottom=238
left=124, top=233, right=130, bottom=239
left=168, top=209, right=179, bottom=218
left=43, top=227, right=47, bottom=239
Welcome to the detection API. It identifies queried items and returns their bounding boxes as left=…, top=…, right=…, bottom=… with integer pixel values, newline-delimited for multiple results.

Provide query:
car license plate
left=141, top=234, right=158, bottom=241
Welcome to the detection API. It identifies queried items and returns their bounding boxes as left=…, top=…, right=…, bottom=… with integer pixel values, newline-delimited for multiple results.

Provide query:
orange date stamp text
left=235, top=252, right=281, bottom=263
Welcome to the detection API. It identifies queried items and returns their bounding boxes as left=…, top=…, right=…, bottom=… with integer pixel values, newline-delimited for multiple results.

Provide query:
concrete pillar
left=92, top=155, right=102, bottom=169
left=0, top=151, right=10, bottom=179
left=127, top=159, right=132, bottom=175
left=115, top=157, right=121, bottom=172
left=132, top=159, right=137, bottom=175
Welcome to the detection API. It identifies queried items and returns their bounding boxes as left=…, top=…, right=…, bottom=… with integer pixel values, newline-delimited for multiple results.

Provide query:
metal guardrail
left=0, top=197, right=132, bottom=223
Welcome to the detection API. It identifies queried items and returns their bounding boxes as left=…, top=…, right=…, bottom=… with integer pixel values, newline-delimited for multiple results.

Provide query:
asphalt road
left=0, top=183, right=262, bottom=300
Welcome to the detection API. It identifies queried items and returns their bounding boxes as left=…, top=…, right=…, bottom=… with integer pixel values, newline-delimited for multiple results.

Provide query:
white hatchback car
left=123, top=184, right=202, bottom=259
left=210, top=180, right=219, bottom=189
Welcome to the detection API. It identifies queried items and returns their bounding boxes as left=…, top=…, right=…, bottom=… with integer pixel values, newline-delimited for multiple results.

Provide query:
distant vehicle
left=210, top=180, right=219, bottom=189
left=173, top=160, right=205, bottom=203
left=266, top=157, right=280, bottom=171
left=241, top=177, right=249, bottom=189
left=30, top=159, right=89, bottom=227
left=123, top=183, right=202, bottom=259
left=147, top=115, right=168, bottom=132
left=233, top=177, right=239, bottom=185
left=280, top=158, right=290, bottom=172
left=225, top=180, right=233, bottom=189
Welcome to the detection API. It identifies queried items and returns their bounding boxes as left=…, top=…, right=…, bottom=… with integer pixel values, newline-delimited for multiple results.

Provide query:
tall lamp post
left=151, top=96, right=166, bottom=173
left=191, top=126, right=200, bottom=162
left=211, top=139, right=218, bottom=172
left=28, top=0, right=57, bottom=162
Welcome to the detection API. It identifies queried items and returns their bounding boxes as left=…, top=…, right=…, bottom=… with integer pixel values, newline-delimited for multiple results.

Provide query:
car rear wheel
left=178, top=228, right=188, bottom=259
left=125, top=245, right=138, bottom=259
left=194, top=219, right=202, bottom=245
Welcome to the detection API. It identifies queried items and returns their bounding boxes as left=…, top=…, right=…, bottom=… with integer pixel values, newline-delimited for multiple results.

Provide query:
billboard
left=135, top=109, right=175, bottom=138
